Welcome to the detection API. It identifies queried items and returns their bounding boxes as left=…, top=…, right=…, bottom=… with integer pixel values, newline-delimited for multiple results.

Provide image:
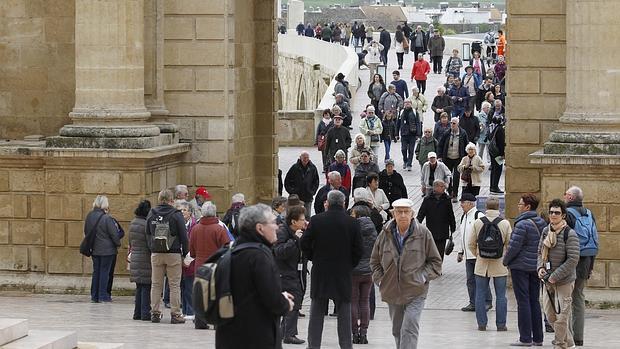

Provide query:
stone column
left=49, top=0, right=170, bottom=148
left=544, top=0, right=620, bottom=155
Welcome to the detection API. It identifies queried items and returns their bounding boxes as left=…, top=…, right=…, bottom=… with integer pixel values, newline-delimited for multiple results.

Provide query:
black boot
left=360, top=334, right=368, bottom=344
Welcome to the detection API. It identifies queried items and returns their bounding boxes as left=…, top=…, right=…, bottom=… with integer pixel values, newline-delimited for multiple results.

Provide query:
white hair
left=451, top=117, right=459, bottom=124
left=437, top=86, right=446, bottom=93
left=201, top=201, right=218, bottom=217
left=465, top=142, right=477, bottom=152
left=366, top=105, right=375, bottom=112
left=327, top=171, right=341, bottom=181
left=481, top=101, right=492, bottom=110
left=566, top=186, right=584, bottom=202
left=174, top=200, right=190, bottom=210
left=92, top=195, right=109, bottom=210
left=232, top=193, right=245, bottom=204
left=174, top=184, right=188, bottom=198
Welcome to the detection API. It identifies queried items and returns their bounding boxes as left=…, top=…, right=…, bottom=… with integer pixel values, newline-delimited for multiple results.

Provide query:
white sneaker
left=184, top=315, right=195, bottom=321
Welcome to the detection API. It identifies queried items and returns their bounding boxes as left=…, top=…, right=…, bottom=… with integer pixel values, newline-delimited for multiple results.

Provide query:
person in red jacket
left=189, top=201, right=231, bottom=329
left=411, top=53, right=431, bottom=94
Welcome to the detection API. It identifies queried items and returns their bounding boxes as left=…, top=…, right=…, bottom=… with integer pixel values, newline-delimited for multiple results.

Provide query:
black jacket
left=437, top=127, right=469, bottom=160
left=431, top=94, right=453, bottom=122
left=379, top=169, right=408, bottom=205
left=397, top=107, right=421, bottom=138
left=146, top=204, right=188, bottom=256
left=349, top=201, right=383, bottom=234
left=410, top=30, right=428, bottom=51
left=273, top=224, right=304, bottom=308
left=488, top=123, right=506, bottom=157
left=314, top=184, right=349, bottom=215
left=380, top=29, right=391, bottom=50
left=300, top=206, right=363, bottom=302
left=325, top=126, right=352, bottom=161
left=417, top=192, right=456, bottom=240
left=459, top=114, right=480, bottom=143
left=284, top=159, right=320, bottom=203
left=215, top=235, right=290, bottom=349
left=353, top=217, right=377, bottom=275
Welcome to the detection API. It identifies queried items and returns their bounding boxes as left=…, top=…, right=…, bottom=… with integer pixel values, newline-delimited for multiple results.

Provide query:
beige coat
left=467, top=209, right=512, bottom=277
left=410, top=93, right=428, bottom=117
left=370, top=219, right=443, bottom=305
left=457, top=154, right=486, bottom=187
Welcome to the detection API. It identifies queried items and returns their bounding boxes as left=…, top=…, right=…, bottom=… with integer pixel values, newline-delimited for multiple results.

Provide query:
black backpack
left=193, top=242, right=265, bottom=326
left=477, top=217, right=504, bottom=259
left=150, top=212, right=176, bottom=253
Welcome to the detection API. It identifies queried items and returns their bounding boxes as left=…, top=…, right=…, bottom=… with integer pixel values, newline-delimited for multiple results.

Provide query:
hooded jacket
left=503, top=211, right=547, bottom=272
left=146, top=204, right=188, bottom=256
left=352, top=217, right=378, bottom=275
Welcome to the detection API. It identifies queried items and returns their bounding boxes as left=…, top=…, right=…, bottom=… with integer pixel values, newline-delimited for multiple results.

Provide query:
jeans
left=400, top=135, right=416, bottom=167
left=388, top=296, right=426, bottom=349
left=91, top=255, right=115, bottom=302
left=151, top=253, right=182, bottom=316
left=134, top=283, right=151, bottom=320
left=308, top=298, right=352, bottom=349
left=511, top=269, right=543, bottom=344
left=475, top=275, right=507, bottom=328
left=432, top=56, right=443, bottom=73
left=490, top=155, right=503, bottom=190
left=415, top=80, right=427, bottom=94
left=396, top=52, right=404, bottom=68
left=381, top=48, right=389, bottom=65
left=384, top=140, right=392, bottom=160
left=351, top=274, right=373, bottom=335
left=543, top=282, right=575, bottom=348
left=181, top=275, right=194, bottom=316
left=370, top=285, right=376, bottom=319
left=465, top=259, right=492, bottom=307
left=452, top=107, right=464, bottom=118
left=442, top=157, right=461, bottom=198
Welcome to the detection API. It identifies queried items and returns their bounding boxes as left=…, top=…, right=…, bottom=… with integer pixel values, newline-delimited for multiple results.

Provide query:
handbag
left=461, top=166, right=473, bottom=183
left=366, top=119, right=380, bottom=143
left=79, top=212, right=105, bottom=257
left=445, top=234, right=455, bottom=255
left=317, top=135, right=326, bottom=151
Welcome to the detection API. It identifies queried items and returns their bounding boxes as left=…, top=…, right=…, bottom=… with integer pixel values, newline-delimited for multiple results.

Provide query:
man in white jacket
left=456, top=193, right=491, bottom=312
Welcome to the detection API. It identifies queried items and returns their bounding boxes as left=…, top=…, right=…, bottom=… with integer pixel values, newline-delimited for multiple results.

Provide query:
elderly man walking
left=417, top=179, right=456, bottom=259
left=301, top=190, right=363, bottom=349
left=370, top=198, right=443, bottom=349
left=284, top=151, right=320, bottom=217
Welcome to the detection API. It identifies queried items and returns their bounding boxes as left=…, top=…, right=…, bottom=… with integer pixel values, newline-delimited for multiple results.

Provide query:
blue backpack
left=567, top=207, right=599, bottom=257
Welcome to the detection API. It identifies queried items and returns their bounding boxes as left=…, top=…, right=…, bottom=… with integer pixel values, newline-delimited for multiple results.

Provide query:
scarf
left=541, top=220, right=567, bottom=263
left=322, top=117, right=331, bottom=126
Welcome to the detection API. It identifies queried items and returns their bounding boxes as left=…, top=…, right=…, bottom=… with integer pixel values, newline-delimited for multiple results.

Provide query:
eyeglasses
left=548, top=210, right=563, bottom=216
left=424, top=131, right=431, bottom=133
left=451, top=122, right=457, bottom=124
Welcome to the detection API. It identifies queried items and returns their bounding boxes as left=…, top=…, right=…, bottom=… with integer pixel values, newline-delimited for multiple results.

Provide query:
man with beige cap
left=370, top=198, right=442, bottom=348
left=420, top=151, right=451, bottom=197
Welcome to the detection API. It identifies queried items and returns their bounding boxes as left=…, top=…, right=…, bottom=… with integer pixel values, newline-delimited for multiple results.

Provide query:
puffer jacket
left=370, top=219, right=442, bottom=305
left=129, top=216, right=151, bottom=284
left=352, top=217, right=377, bottom=275
left=503, top=211, right=547, bottom=272
left=537, top=225, right=580, bottom=286
left=84, top=208, right=121, bottom=256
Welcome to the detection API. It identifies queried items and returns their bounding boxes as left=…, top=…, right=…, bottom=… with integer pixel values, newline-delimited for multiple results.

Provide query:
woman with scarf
left=349, top=133, right=375, bottom=172
left=367, top=74, right=387, bottom=117
left=316, top=108, right=334, bottom=173
left=536, top=199, right=580, bottom=349
left=328, top=149, right=352, bottom=192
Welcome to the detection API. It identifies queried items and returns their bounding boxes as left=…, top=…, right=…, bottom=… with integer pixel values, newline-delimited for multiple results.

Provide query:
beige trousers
left=543, top=281, right=575, bottom=349
left=150, top=253, right=182, bottom=316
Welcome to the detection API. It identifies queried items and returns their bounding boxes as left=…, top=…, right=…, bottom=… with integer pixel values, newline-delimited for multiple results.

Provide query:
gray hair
left=566, top=186, right=584, bottom=202
left=433, top=179, right=446, bottom=188
left=481, top=101, right=492, bottom=110
left=327, top=171, right=341, bottom=181
left=331, top=105, right=342, bottom=114
left=201, top=201, right=218, bottom=217
left=388, top=84, right=396, bottom=90
left=238, top=203, right=272, bottom=235
left=486, top=196, right=500, bottom=210
left=437, top=86, right=446, bottom=93
left=231, top=193, right=245, bottom=204
left=327, top=190, right=346, bottom=208
left=411, top=87, right=419, bottom=94
left=92, top=195, right=109, bottom=210
left=451, top=117, right=459, bottom=124
left=174, top=184, right=188, bottom=198
left=174, top=199, right=190, bottom=211
left=158, top=189, right=174, bottom=204
left=465, top=142, right=477, bottom=152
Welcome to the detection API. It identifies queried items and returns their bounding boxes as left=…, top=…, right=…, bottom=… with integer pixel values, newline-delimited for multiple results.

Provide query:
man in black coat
left=301, top=190, right=363, bottom=349
left=284, top=151, right=320, bottom=217
left=314, top=171, right=349, bottom=215
left=431, top=86, right=453, bottom=122
left=379, top=26, right=391, bottom=65
left=437, top=117, right=469, bottom=201
left=215, top=204, right=293, bottom=349
left=325, top=115, right=352, bottom=162
left=379, top=159, right=408, bottom=206
left=488, top=115, right=506, bottom=194
left=416, top=180, right=456, bottom=261
left=459, top=108, right=480, bottom=144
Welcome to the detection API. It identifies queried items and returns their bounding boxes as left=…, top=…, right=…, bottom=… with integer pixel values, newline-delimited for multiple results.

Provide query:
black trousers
left=490, top=157, right=503, bottom=190
left=443, top=157, right=461, bottom=198
left=415, top=80, right=427, bottom=94
left=414, top=47, right=425, bottom=60
left=396, top=52, right=404, bottom=68
left=432, top=56, right=443, bottom=73
left=434, top=238, right=446, bottom=261
left=381, top=48, right=389, bottom=65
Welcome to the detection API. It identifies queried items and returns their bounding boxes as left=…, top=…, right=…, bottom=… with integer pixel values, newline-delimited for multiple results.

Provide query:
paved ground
left=3, top=48, right=619, bottom=349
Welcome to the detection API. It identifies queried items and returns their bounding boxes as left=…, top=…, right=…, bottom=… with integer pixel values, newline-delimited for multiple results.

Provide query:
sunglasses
left=548, top=210, right=563, bottom=216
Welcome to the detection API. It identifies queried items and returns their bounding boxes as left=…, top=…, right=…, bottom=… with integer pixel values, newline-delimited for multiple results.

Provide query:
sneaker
left=461, top=304, right=475, bottom=312
left=352, top=334, right=360, bottom=344
left=151, top=312, right=162, bottom=323
left=283, top=336, right=305, bottom=345
left=574, top=340, right=583, bottom=346
left=402, top=164, right=407, bottom=170
left=509, top=341, right=532, bottom=347
left=497, top=326, right=508, bottom=331
left=478, top=325, right=486, bottom=331
left=171, top=314, right=186, bottom=324
left=452, top=197, right=458, bottom=203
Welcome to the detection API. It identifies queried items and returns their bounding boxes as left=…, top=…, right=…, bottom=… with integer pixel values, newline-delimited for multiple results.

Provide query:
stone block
left=541, top=70, right=566, bottom=94
left=195, top=164, right=229, bottom=187
left=609, top=262, right=620, bottom=288
left=9, top=170, right=44, bottom=192
left=508, top=18, right=540, bottom=41
left=508, top=0, right=565, bottom=15
left=507, top=96, right=565, bottom=120
left=164, top=42, right=225, bottom=66
left=0, top=0, right=26, bottom=18
left=29, top=246, right=45, bottom=272
left=165, top=92, right=226, bottom=116
left=66, top=221, right=83, bottom=247
left=46, top=195, right=83, bottom=220
left=122, top=173, right=142, bottom=195
left=0, top=246, right=29, bottom=271
left=45, top=170, right=66, bottom=193
left=597, top=233, right=620, bottom=260
left=163, top=0, right=225, bottom=15
left=166, top=167, right=178, bottom=188
left=47, top=247, right=82, bottom=274
left=610, top=205, right=620, bottom=232
left=0, top=171, right=8, bottom=191
left=30, top=194, right=45, bottom=218
left=0, top=220, right=8, bottom=244
left=13, top=195, right=28, bottom=218
left=195, top=68, right=226, bottom=91
left=507, top=121, right=540, bottom=144
left=46, top=221, right=66, bottom=247
left=44, top=16, right=75, bottom=44
left=11, top=220, right=44, bottom=245
left=541, top=18, right=566, bottom=41
left=588, top=261, right=606, bottom=288
left=509, top=43, right=565, bottom=68
left=163, top=17, right=194, bottom=40
left=506, top=169, right=540, bottom=193
left=164, top=68, right=194, bottom=91
left=196, top=17, right=226, bottom=40
left=540, top=177, right=566, bottom=203
left=82, top=172, right=120, bottom=194
left=505, top=145, right=543, bottom=169
left=508, top=70, right=540, bottom=94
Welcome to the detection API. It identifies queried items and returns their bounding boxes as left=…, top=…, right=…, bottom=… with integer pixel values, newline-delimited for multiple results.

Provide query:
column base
left=544, top=130, right=620, bottom=155
left=47, top=124, right=180, bottom=149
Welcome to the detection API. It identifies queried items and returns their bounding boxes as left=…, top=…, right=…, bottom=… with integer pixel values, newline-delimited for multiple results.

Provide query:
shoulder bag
left=79, top=213, right=105, bottom=257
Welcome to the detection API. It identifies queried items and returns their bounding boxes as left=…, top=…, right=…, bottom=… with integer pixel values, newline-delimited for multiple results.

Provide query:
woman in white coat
left=364, top=40, right=384, bottom=82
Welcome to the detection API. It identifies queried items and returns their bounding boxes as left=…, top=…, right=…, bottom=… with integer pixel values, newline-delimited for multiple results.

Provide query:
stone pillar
left=47, top=0, right=174, bottom=149
left=287, top=0, right=304, bottom=31
left=544, top=0, right=620, bottom=155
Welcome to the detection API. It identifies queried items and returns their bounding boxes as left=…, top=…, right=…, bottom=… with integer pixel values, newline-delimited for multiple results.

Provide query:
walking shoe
left=402, top=164, right=407, bottom=169
left=298, top=311, right=306, bottom=318
left=509, top=341, right=532, bottom=347
left=478, top=325, right=486, bottom=331
left=533, top=342, right=542, bottom=346
left=461, top=304, right=475, bottom=312
left=485, top=303, right=493, bottom=311
left=574, top=340, right=583, bottom=346
left=452, top=197, right=458, bottom=203
left=545, top=323, right=554, bottom=333
left=352, top=334, right=360, bottom=344
left=360, top=334, right=368, bottom=344
left=497, top=326, right=508, bottom=331
left=283, top=336, right=305, bottom=345
left=406, top=166, right=412, bottom=171
left=171, top=314, right=186, bottom=324
left=164, top=302, right=171, bottom=309
left=151, top=312, right=162, bottom=323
